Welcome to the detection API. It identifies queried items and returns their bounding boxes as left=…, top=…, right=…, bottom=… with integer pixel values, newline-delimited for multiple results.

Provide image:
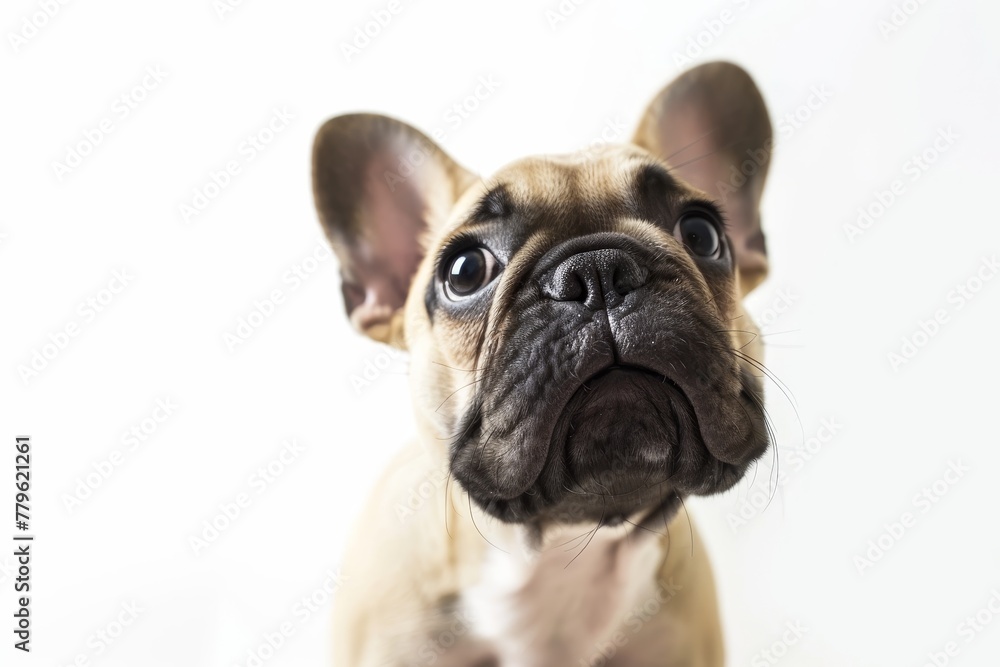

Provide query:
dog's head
left=314, top=63, right=773, bottom=526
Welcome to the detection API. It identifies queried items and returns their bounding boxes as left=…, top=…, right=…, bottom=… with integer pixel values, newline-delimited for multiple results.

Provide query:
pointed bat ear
left=311, top=114, right=477, bottom=347
left=633, top=62, right=774, bottom=296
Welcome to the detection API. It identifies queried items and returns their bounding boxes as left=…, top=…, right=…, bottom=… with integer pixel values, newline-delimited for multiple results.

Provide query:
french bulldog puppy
left=312, top=61, right=773, bottom=667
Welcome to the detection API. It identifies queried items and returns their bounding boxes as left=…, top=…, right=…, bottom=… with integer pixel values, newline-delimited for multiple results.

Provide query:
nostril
left=612, top=265, right=647, bottom=295
left=569, top=272, right=587, bottom=301
left=540, top=248, right=648, bottom=309
left=611, top=261, right=648, bottom=296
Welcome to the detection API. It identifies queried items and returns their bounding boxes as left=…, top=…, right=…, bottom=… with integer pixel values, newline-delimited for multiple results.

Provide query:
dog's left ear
left=312, top=113, right=476, bottom=347
left=633, top=62, right=773, bottom=296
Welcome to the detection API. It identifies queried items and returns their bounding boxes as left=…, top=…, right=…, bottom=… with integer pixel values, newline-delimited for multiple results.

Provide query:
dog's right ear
left=312, top=113, right=476, bottom=347
left=633, top=62, right=773, bottom=296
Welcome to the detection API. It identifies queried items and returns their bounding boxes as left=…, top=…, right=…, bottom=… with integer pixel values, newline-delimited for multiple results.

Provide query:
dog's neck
left=460, top=519, right=666, bottom=666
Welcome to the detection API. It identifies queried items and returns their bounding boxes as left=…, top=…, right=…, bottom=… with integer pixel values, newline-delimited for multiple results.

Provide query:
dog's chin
left=461, top=366, right=755, bottom=525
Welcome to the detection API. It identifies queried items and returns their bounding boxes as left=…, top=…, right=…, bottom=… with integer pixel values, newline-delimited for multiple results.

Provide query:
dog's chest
left=457, top=526, right=662, bottom=667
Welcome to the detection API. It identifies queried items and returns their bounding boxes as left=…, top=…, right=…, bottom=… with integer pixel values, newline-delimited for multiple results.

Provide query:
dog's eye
left=444, top=248, right=499, bottom=299
left=675, top=215, right=721, bottom=258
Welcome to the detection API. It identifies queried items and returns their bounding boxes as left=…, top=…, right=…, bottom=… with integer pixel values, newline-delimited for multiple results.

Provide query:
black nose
left=540, top=248, right=648, bottom=310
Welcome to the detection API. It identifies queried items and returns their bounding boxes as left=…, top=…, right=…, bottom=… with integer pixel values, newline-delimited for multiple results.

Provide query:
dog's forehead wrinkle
left=470, top=183, right=514, bottom=221
left=477, top=150, right=675, bottom=219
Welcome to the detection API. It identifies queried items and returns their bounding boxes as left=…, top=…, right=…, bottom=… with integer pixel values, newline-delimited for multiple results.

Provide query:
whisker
left=731, top=349, right=800, bottom=414
left=622, top=516, right=665, bottom=538
left=468, top=493, right=508, bottom=554
left=662, top=128, right=718, bottom=162
left=552, top=529, right=597, bottom=551
left=740, top=380, right=781, bottom=506
left=565, top=503, right=605, bottom=569
left=473, top=427, right=497, bottom=469
left=431, top=360, right=493, bottom=373
left=435, top=377, right=486, bottom=413
left=663, top=136, right=751, bottom=174
left=678, top=496, right=695, bottom=558
left=443, top=469, right=457, bottom=540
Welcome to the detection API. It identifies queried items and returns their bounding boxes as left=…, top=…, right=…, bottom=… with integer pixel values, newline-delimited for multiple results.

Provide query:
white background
left=2, top=0, right=1000, bottom=665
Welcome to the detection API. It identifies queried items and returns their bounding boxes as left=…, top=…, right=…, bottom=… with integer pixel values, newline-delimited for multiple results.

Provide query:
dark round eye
left=444, top=248, right=499, bottom=299
left=675, top=214, right=721, bottom=258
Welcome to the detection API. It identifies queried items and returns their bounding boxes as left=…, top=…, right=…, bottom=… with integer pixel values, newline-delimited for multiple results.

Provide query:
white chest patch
left=460, top=523, right=664, bottom=667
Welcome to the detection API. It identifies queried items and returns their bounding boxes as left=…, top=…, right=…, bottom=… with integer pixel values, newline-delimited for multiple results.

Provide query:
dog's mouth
left=560, top=363, right=689, bottom=479
left=451, top=356, right=766, bottom=525
left=537, top=364, right=707, bottom=523
left=577, top=363, right=683, bottom=391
